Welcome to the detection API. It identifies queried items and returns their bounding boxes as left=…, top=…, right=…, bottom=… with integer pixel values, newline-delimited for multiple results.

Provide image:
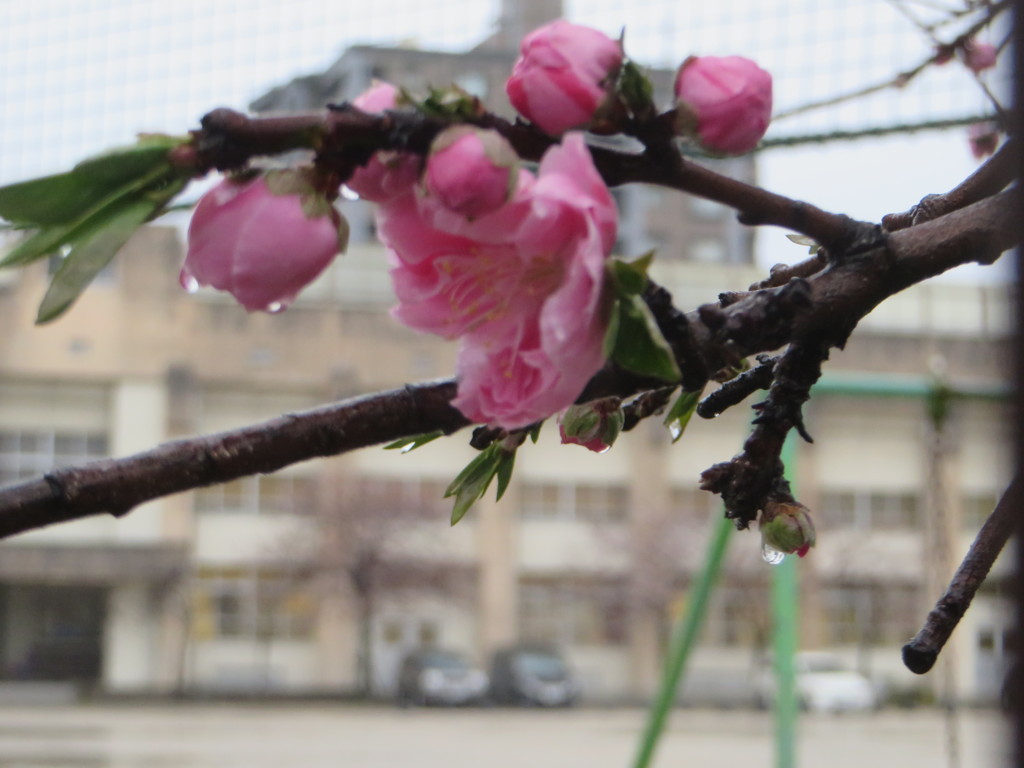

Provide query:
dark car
left=396, top=648, right=488, bottom=707
left=488, top=645, right=579, bottom=707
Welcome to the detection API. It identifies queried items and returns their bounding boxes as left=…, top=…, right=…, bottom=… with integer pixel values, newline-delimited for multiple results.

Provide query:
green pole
left=773, top=434, right=800, bottom=768
left=632, top=514, right=733, bottom=768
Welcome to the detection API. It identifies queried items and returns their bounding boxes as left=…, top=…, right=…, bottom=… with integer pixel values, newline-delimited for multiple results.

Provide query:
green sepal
left=384, top=430, right=445, bottom=453
left=663, top=387, right=703, bottom=443
left=528, top=422, right=543, bottom=444
left=608, top=251, right=654, bottom=295
left=617, top=59, right=656, bottom=120
left=36, top=176, right=188, bottom=323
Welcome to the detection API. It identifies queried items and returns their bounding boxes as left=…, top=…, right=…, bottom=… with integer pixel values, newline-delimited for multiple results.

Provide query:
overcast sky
left=0, top=0, right=1008, bottom=279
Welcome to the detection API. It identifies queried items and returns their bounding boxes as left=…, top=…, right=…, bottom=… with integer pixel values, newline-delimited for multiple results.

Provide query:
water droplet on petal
left=596, top=444, right=612, bottom=455
left=179, top=270, right=199, bottom=294
left=340, top=185, right=360, bottom=201
left=668, top=423, right=683, bottom=441
left=266, top=301, right=285, bottom=314
left=761, top=542, right=786, bottom=566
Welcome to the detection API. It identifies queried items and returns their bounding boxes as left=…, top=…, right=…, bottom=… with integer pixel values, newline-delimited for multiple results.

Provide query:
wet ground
left=0, top=704, right=1010, bottom=767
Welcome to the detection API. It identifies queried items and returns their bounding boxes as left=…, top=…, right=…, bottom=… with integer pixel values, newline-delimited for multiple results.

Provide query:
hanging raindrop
left=761, top=542, right=786, bottom=566
left=340, top=185, right=360, bottom=201
left=179, top=271, right=200, bottom=294
left=266, top=301, right=284, bottom=314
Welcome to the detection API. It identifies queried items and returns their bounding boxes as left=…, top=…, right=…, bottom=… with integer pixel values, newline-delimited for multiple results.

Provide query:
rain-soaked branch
left=0, top=159, right=1017, bottom=540
left=903, top=474, right=1022, bottom=674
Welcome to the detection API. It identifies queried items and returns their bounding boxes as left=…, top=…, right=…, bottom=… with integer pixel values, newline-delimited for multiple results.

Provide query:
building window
left=822, top=584, right=919, bottom=645
left=519, top=579, right=628, bottom=646
left=520, top=483, right=629, bottom=522
left=353, top=476, right=449, bottom=520
left=962, top=491, right=1000, bottom=529
left=194, top=568, right=315, bottom=641
left=819, top=490, right=919, bottom=530
left=194, top=475, right=316, bottom=515
left=0, top=429, right=107, bottom=485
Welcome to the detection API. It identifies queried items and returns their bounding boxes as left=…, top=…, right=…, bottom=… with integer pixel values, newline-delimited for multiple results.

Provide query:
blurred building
left=0, top=220, right=1010, bottom=704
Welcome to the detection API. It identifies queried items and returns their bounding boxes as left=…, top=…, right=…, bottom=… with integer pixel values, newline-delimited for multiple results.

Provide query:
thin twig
left=902, top=474, right=1022, bottom=674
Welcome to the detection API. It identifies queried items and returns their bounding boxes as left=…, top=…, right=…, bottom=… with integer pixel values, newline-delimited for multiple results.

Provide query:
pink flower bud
left=421, top=127, right=519, bottom=221
left=182, top=173, right=346, bottom=312
left=347, top=82, right=421, bottom=203
left=760, top=500, right=816, bottom=559
left=962, top=39, right=998, bottom=74
left=967, top=122, right=999, bottom=160
left=506, top=20, right=624, bottom=136
left=674, top=55, right=773, bottom=155
left=559, top=398, right=624, bottom=453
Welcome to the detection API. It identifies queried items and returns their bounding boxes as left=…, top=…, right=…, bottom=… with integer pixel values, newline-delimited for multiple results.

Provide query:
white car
left=754, top=652, right=878, bottom=713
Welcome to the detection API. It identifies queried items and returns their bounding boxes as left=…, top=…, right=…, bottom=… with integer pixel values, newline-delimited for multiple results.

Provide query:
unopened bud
left=559, top=398, right=624, bottom=453
left=760, top=499, right=816, bottom=559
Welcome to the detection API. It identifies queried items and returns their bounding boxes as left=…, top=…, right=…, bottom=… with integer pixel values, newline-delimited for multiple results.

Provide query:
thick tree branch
left=902, top=474, right=1022, bottom=674
left=196, top=107, right=866, bottom=254
left=0, top=381, right=467, bottom=539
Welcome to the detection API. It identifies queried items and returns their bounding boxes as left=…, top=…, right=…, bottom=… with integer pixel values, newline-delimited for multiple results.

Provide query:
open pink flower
left=506, top=20, right=623, bottom=136
left=378, top=133, right=617, bottom=428
left=346, top=82, right=421, bottom=203
left=183, top=173, right=346, bottom=312
left=674, top=55, right=772, bottom=155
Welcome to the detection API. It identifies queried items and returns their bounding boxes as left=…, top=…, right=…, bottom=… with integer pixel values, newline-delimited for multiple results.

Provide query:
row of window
left=0, top=429, right=1005, bottom=531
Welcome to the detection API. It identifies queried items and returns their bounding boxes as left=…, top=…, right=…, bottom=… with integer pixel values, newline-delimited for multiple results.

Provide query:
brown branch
left=0, top=381, right=468, bottom=539
left=195, top=107, right=867, bottom=255
left=902, top=474, right=1023, bottom=674
left=883, top=139, right=1018, bottom=231
left=0, top=190, right=1013, bottom=539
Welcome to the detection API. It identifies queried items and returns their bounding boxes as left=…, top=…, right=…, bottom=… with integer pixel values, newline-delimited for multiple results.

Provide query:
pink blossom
left=674, top=55, right=773, bottom=155
left=962, top=40, right=998, bottom=74
left=968, top=122, right=999, bottom=160
left=182, top=174, right=345, bottom=312
left=421, top=126, right=519, bottom=221
left=379, top=133, right=617, bottom=428
left=506, top=20, right=623, bottom=136
left=346, top=82, right=421, bottom=203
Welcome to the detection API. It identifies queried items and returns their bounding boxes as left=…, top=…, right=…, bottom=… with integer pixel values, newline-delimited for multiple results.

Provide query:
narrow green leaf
left=0, top=225, right=79, bottom=267
left=608, top=294, right=681, bottom=382
left=663, top=388, right=703, bottom=443
left=0, top=138, right=185, bottom=226
left=495, top=450, right=515, bottom=501
left=384, top=430, right=444, bottom=452
left=36, top=177, right=186, bottom=323
left=443, top=446, right=497, bottom=498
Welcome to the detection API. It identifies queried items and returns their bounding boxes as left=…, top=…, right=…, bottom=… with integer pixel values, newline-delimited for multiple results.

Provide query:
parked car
left=396, top=648, right=488, bottom=707
left=489, top=645, right=579, bottom=707
left=754, top=651, right=878, bottom=713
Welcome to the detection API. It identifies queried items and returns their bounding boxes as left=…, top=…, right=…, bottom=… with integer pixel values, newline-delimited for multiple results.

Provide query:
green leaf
left=444, top=440, right=521, bottom=525
left=495, top=450, right=515, bottom=501
left=384, top=430, right=445, bottom=453
left=608, top=252, right=654, bottom=296
left=606, top=294, right=681, bottom=382
left=663, top=387, right=703, bottom=443
left=0, top=137, right=185, bottom=226
left=36, top=177, right=187, bottom=323
left=528, top=422, right=543, bottom=444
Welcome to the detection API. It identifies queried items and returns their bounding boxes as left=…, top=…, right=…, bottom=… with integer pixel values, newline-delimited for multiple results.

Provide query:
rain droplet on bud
left=761, top=542, right=786, bottom=566
left=340, top=185, right=360, bottom=201
left=266, top=301, right=285, bottom=314
left=179, top=270, right=200, bottom=294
